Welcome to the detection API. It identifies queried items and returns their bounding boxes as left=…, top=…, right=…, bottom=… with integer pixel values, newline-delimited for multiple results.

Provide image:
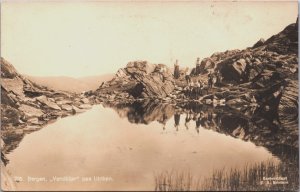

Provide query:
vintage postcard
left=1, top=1, right=299, bottom=191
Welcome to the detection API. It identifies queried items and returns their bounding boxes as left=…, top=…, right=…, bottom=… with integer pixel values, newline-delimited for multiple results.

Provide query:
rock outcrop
left=94, top=61, right=175, bottom=99
left=86, top=20, right=298, bottom=164
left=1, top=58, right=92, bottom=157
left=91, top=22, right=298, bottom=118
left=184, top=21, right=298, bottom=120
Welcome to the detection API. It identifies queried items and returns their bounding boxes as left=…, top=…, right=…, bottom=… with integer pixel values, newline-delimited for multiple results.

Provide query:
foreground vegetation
left=154, top=160, right=299, bottom=191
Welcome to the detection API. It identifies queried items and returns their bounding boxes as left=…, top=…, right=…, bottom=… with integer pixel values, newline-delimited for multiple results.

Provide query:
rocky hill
left=91, top=21, right=298, bottom=119
left=1, top=58, right=93, bottom=163
left=88, top=20, right=298, bottom=163
left=90, top=61, right=175, bottom=101
left=193, top=21, right=298, bottom=127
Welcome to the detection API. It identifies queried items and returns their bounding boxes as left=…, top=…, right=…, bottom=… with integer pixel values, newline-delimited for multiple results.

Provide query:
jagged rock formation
left=87, top=22, right=299, bottom=148
left=1, top=58, right=92, bottom=157
left=182, top=21, right=298, bottom=119
left=93, top=61, right=175, bottom=99
left=93, top=22, right=298, bottom=119
left=264, top=23, right=298, bottom=55
left=88, top=20, right=298, bottom=165
left=190, top=22, right=298, bottom=79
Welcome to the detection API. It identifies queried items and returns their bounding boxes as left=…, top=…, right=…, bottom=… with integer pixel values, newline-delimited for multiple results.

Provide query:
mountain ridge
left=25, top=74, right=114, bottom=93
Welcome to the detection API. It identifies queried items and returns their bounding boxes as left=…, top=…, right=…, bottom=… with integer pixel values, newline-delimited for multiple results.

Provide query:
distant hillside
left=26, top=74, right=114, bottom=93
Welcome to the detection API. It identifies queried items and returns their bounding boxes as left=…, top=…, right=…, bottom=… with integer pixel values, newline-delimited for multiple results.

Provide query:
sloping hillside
left=26, top=74, right=113, bottom=93
left=1, top=58, right=95, bottom=165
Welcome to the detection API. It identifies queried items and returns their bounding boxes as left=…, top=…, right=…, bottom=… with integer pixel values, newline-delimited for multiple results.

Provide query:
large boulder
left=36, top=96, right=61, bottom=110
left=232, top=58, right=247, bottom=76
left=218, top=56, right=245, bottom=83
left=115, top=68, right=128, bottom=78
left=125, top=60, right=156, bottom=75
left=133, top=75, right=174, bottom=98
left=1, top=58, right=18, bottom=79
left=127, top=63, right=175, bottom=98
left=278, top=80, right=298, bottom=117
left=1, top=87, right=17, bottom=107
left=18, top=104, right=44, bottom=118
left=98, top=61, right=175, bottom=98
left=198, top=58, right=215, bottom=74
left=1, top=105, right=21, bottom=126
left=1, top=78, right=25, bottom=97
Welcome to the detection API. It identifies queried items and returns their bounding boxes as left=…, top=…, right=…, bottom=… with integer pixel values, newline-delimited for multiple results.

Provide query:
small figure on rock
left=215, top=71, right=223, bottom=87
left=174, top=60, right=180, bottom=79
left=185, top=74, right=191, bottom=84
left=194, top=80, right=202, bottom=97
left=208, top=72, right=214, bottom=89
left=99, top=82, right=105, bottom=88
left=195, top=57, right=201, bottom=75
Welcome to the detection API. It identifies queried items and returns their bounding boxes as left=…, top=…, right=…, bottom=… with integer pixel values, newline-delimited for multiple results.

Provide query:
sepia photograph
left=1, top=1, right=299, bottom=191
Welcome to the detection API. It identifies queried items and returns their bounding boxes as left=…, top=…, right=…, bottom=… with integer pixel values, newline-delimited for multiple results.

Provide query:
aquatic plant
left=154, top=160, right=299, bottom=191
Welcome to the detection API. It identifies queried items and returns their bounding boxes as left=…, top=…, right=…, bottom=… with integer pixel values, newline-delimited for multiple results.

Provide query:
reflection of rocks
left=103, top=100, right=175, bottom=125
left=1, top=57, right=95, bottom=190
left=106, top=99, right=298, bottom=164
left=178, top=102, right=298, bottom=164
left=0, top=57, right=91, bottom=158
left=1, top=130, right=25, bottom=155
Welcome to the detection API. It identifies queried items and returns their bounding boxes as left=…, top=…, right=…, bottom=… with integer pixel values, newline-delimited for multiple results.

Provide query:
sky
left=1, top=1, right=298, bottom=77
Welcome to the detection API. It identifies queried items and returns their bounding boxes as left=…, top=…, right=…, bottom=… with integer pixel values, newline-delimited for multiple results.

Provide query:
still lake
left=6, top=104, right=279, bottom=191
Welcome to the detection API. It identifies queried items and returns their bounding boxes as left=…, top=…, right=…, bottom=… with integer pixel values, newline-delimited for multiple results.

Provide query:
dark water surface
left=5, top=103, right=296, bottom=191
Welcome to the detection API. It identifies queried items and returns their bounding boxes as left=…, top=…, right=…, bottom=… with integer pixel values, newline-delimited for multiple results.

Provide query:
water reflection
left=2, top=100, right=298, bottom=191
left=3, top=104, right=286, bottom=191
left=103, top=100, right=299, bottom=164
left=103, top=100, right=175, bottom=125
left=103, top=100, right=299, bottom=190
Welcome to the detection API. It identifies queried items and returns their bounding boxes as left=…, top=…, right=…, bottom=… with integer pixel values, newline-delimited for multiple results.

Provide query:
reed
left=154, top=160, right=299, bottom=191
